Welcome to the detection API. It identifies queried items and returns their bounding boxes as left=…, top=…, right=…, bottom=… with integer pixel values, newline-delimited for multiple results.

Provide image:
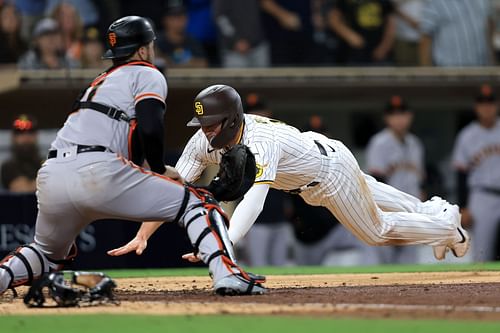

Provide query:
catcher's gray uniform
left=366, top=128, right=425, bottom=263
left=452, top=118, right=500, bottom=261
left=0, top=62, right=245, bottom=293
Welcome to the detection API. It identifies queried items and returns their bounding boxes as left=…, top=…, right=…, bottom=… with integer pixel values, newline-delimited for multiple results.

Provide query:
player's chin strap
left=176, top=185, right=265, bottom=285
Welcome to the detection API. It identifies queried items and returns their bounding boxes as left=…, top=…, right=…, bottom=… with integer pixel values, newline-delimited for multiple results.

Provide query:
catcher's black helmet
left=102, top=16, right=156, bottom=60
left=188, top=85, right=244, bottom=149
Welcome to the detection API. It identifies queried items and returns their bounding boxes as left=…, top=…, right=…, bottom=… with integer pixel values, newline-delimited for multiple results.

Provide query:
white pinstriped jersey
left=176, top=114, right=325, bottom=190
left=176, top=114, right=461, bottom=248
left=51, top=62, right=167, bottom=159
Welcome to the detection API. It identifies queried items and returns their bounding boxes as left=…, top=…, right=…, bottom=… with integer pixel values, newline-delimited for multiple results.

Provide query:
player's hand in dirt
left=182, top=252, right=202, bottom=263
left=107, top=236, right=148, bottom=256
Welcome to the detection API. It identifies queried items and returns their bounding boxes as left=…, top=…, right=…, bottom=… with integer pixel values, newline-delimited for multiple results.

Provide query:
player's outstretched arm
left=228, top=183, right=270, bottom=244
left=107, top=221, right=164, bottom=256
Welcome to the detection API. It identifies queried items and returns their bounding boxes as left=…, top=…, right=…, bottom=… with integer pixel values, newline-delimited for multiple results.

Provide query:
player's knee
left=0, top=243, right=50, bottom=293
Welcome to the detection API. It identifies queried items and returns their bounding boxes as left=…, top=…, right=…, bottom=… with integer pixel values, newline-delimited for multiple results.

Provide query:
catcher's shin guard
left=0, top=243, right=50, bottom=295
left=178, top=187, right=265, bottom=286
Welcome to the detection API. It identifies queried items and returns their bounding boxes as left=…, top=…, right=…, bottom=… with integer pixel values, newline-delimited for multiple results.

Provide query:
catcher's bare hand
left=181, top=252, right=201, bottom=263
left=107, top=236, right=147, bottom=256
left=163, top=165, right=184, bottom=183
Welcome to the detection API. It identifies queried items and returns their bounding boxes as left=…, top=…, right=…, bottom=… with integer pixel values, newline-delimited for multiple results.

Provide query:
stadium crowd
left=1, top=0, right=500, bottom=69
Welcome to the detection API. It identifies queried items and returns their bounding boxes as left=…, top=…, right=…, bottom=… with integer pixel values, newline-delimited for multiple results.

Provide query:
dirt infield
left=2, top=271, right=500, bottom=320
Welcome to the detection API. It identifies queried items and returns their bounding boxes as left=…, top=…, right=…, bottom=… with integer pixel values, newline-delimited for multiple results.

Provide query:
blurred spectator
left=326, top=0, right=396, bottom=65
left=242, top=93, right=293, bottom=266
left=45, top=0, right=99, bottom=28
left=18, top=17, right=79, bottom=69
left=50, top=1, right=83, bottom=62
left=420, top=0, right=495, bottom=67
left=393, top=0, right=422, bottom=66
left=260, top=0, right=319, bottom=66
left=117, top=0, right=164, bottom=32
left=213, top=0, right=270, bottom=68
left=365, top=96, right=424, bottom=263
left=0, top=114, right=42, bottom=193
left=80, top=27, right=107, bottom=69
left=185, top=0, right=219, bottom=66
left=452, top=84, right=500, bottom=261
left=0, top=3, right=28, bottom=64
left=12, top=0, right=46, bottom=42
left=292, top=115, right=376, bottom=265
left=157, top=3, right=208, bottom=68
left=493, top=0, right=500, bottom=63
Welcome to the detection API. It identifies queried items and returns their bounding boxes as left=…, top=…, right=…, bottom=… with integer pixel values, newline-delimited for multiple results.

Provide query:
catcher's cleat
left=214, top=274, right=266, bottom=296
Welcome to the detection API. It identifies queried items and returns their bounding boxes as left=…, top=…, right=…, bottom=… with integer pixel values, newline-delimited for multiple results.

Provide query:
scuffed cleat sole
left=451, top=227, right=470, bottom=258
left=433, top=245, right=448, bottom=260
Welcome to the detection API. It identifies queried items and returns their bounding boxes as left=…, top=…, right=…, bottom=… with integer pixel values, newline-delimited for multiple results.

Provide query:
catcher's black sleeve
left=135, top=98, right=166, bottom=174
left=456, top=170, right=469, bottom=208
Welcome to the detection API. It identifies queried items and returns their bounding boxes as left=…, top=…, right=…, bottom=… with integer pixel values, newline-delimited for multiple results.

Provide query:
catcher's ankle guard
left=23, top=271, right=118, bottom=308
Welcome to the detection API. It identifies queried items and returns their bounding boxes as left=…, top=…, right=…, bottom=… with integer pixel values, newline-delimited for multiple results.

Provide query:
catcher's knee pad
left=0, top=243, right=50, bottom=294
left=177, top=187, right=247, bottom=278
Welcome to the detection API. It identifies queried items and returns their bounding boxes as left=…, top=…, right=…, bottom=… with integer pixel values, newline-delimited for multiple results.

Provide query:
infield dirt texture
left=2, top=270, right=500, bottom=321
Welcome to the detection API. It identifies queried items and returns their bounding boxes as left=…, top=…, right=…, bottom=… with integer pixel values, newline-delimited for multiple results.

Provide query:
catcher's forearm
left=137, top=221, right=165, bottom=240
left=228, top=184, right=270, bottom=244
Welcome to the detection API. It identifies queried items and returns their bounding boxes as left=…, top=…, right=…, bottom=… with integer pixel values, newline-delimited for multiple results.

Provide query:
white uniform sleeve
left=250, top=141, right=280, bottom=184
left=228, top=183, right=270, bottom=244
left=175, top=131, right=208, bottom=182
left=451, top=130, right=470, bottom=170
left=132, top=68, right=168, bottom=105
left=366, top=137, right=388, bottom=174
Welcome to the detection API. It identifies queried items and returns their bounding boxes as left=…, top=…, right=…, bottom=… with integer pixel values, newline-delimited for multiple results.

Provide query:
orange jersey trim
left=134, top=92, right=165, bottom=103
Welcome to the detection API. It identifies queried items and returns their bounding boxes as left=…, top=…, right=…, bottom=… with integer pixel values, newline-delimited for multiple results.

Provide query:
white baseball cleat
left=422, top=196, right=448, bottom=215
left=214, top=273, right=266, bottom=296
left=432, top=203, right=470, bottom=260
left=450, top=226, right=470, bottom=258
left=432, top=244, right=448, bottom=260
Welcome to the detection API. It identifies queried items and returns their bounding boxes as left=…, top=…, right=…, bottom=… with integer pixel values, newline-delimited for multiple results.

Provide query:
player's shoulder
left=457, top=121, right=481, bottom=139
left=369, top=129, right=393, bottom=147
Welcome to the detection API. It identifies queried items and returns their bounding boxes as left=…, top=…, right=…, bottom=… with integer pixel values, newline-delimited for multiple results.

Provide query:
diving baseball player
left=0, top=18, right=265, bottom=297
left=452, top=84, right=500, bottom=262
left=110, top=84, right=470, bottom=263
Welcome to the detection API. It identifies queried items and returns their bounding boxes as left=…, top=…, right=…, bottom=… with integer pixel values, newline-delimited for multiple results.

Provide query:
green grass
left=2, top=315, right=500, bottom=333
left=103, top=261, right=500, bottom=278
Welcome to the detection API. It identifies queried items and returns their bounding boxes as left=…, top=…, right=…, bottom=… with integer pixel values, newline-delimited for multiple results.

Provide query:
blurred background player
left=365, top=96, right=424, bottom=263
left=452, top=84, right=500, bottom=262
left=241, top=93, right=293, bottom=266
left=0, top=114, right=42, bottom=193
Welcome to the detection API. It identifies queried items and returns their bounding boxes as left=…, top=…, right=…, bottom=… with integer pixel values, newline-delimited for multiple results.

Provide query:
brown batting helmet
left=187, top=85, right=244, bottom=149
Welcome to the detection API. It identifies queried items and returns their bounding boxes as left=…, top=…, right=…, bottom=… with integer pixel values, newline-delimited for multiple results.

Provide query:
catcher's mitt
left=206, top=144, right=257, bottom=202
